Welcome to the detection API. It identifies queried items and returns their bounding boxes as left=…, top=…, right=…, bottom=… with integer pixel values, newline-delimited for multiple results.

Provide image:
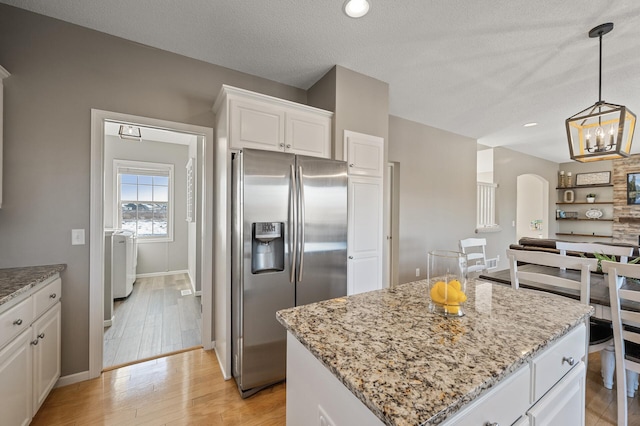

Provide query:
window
left=476, top=182, right=501, bottom=233
left=115, top=160, right=174, bottom=241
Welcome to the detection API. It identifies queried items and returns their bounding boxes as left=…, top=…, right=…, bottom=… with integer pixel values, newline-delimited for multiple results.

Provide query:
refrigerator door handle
left=289, top=164, right=297, bottom=283
left=298, top=165, right=306, bottom=282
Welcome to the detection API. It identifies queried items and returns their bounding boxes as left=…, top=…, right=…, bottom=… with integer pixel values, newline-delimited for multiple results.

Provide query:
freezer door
left=232, top=149, right=296, bottom=394
left=295, top=155, right=348, bottom=306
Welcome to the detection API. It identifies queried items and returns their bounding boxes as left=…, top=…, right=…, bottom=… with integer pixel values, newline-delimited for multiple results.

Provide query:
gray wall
left=0, top=4, right=305, bottom=376
left=104, top=135, right=189, bottom=275
left=388, top=115, right=477, bottom=284
left=488, top=147, right=560, bottom=270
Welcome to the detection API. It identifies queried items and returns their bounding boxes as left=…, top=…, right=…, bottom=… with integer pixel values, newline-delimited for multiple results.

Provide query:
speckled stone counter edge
left=0, top=264, right=67, bottom=306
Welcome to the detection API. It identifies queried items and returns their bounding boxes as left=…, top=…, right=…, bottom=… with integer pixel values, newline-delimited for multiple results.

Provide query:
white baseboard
left=55, top=370, right=91, bottom=388
left=214, top=345, right=232, bottom=380
left=103, top=317, right=113, bottom=327
left=136, top=269, right=189, bottom=278
left=195, top=290, right=202, bottom=297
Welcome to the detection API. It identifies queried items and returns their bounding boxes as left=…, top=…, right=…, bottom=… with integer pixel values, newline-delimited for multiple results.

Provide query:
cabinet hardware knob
left=49, top=293, right=57, bottom=299
left=279, top=143, right=285, bottom=148
left=38, top=333, right=45, bottom=339
left=348, top=256, right=354, bottom=259
left=349, top=163, right=354, bottom=167
left=286, top=144, right=291, bottom=148
left=31, top=339, right=39, bottom=346
left=13, top=319, right=23, bottom=325
left=484, top=423, right=499, bottom=426
left=562, top=356, right=575, bottom=366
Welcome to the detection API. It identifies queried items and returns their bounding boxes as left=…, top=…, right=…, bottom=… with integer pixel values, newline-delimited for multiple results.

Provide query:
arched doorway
left=516, top=174, right=549, bottom=241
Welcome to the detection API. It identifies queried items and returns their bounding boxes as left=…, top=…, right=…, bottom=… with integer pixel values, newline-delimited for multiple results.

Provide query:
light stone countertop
left=0, top=264, right=66, bottom=307
left=276, top=279, right=593, bottom=426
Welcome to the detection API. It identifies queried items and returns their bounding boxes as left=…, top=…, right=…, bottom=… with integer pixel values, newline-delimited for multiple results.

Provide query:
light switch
left=72, top=229, right=85, bottom=245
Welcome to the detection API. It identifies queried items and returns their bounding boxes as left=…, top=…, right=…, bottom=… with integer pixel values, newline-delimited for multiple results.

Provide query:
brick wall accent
left=613, top=154, right=640, bottom=244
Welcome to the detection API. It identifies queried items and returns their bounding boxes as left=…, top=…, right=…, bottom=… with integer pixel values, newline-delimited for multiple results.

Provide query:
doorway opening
left=90, top=110, right=213, bottom=377
left=516, top=174, right=549, bottom=241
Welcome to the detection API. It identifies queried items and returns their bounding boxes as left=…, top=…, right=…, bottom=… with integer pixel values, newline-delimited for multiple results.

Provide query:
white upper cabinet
left=215, top=85, right=332, bottom=158
left=229, top=98, right=285, bottom=151
left=0, top=65, right=10, bottom=209
left=286, top=110, right=331, bottom=158
left=345, top=130, right=384, bottom=177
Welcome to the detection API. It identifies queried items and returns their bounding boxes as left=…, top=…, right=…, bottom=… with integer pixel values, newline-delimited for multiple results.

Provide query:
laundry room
left=101, top=121, right=202, bottom=368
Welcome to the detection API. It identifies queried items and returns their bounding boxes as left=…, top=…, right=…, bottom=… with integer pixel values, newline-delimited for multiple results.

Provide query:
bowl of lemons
left=427, top=250, right=468, bottom=317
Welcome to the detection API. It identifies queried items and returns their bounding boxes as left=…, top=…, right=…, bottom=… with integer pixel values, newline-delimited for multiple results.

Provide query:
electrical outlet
left=416, top=268, right=420, bottom=277
left=496, top=255, right=500, bottom=262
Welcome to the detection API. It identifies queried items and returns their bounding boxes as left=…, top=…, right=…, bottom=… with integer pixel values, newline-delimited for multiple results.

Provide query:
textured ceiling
left=3, top=0, right=640, bottom=163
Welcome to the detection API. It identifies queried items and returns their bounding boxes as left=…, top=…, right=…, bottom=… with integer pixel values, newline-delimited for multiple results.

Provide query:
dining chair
left=459, top=238, right=488, bottom=275
left=602, top=260, right=640, bottom=426
left=506, top=249, right=599, bottom=372
left=556, top=241, right=633, bottom=388
left=556, top=241, right=633, bottom=264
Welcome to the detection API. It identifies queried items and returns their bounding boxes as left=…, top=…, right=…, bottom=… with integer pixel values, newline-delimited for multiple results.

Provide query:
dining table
left=479, top=263, right=640, bottom=321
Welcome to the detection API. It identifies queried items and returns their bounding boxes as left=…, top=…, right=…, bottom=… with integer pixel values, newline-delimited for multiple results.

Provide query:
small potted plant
left=586, top=193, right=596, bottom=203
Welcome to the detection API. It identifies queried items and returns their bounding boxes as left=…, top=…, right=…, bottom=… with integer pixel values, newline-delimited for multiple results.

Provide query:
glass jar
left=427, top=250, right=468, bottom=317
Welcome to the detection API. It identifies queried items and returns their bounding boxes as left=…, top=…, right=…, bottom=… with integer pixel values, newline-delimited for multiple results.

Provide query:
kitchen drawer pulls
left=562, top=356, right=575, bottom=366
left=30, top=333, right=46, bottom=346
left=13, top=319, right=23, bottom=325
left=49, top=293, right=57, bottom=299
left=484, top=422, right=499, bottom=426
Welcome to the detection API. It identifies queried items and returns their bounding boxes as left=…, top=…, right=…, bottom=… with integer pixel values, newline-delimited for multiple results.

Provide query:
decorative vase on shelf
left=586, top=193, right=596, bottom=203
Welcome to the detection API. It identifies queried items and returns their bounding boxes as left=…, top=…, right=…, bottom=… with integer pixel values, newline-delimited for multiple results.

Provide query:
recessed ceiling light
left=344, top=0, right=370, bottom=18
left=523, top=122, right=538, bottom=127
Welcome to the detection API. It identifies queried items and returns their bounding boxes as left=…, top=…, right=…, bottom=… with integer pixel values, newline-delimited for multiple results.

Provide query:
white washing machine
left=112, top=230, right=138, bottom=299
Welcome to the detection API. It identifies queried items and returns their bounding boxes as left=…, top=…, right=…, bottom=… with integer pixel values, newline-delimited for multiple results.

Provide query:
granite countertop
left=0, top=264, right=66, bottom=307
left=276, top=279, right=593, bottom=426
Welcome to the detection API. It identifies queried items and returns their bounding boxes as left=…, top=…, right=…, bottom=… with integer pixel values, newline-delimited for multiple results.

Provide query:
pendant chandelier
left=566, top=23, right=636, bottom=162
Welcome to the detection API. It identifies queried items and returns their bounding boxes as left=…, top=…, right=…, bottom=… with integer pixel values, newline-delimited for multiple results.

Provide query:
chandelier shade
left=566, top=101, right=636, bottom=162
left=566, top=22, right=636, bottom=162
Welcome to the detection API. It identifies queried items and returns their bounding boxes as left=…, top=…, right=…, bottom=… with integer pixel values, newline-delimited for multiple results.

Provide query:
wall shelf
left=556, top=202, right=612, bottom=205
left=556, top=218, right=613, bottom=222
left=556, top=184, right=613, bottom=189
left=556, top=233, right=613, bottom=238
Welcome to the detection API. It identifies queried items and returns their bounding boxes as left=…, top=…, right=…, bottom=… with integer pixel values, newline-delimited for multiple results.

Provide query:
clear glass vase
left=427, top=250, right=468, bottom=317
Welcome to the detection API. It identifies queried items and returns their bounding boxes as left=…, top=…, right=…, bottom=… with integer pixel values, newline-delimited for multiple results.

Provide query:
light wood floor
left=31, top=350, right=639, bottom=425
left=104, top=274, right=202, bottom=369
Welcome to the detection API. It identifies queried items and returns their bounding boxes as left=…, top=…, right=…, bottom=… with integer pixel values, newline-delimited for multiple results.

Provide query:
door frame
left=89, top=109, right=214, bottom=379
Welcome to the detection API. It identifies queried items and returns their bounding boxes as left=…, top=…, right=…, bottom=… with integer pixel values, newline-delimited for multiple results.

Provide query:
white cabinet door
left=0, top=329, right=32, bottom=426
left=32, top=303, right=61, bottom=414
left=285, top=111, right=330, bottom=158
left=345, top=130, right=384, bottom=177
left=348, top=177, right=383, bottom=295
left=527, top=362, right=585, bottom=426
left=229, top=98, right=285, bottom=151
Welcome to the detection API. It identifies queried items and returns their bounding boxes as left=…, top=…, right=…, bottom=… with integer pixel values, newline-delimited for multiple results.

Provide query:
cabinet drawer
left=448, top=363, right=530, bottom=426
left=531, top=323, right=586, bottom=402
left=0, top=297, right=33, bottom=349
left=33, top=278, right=61, bottom=320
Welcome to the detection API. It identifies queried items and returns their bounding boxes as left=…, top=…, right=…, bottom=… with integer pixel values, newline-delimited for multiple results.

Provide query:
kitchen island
left=276, top=279, right=593, bottom=425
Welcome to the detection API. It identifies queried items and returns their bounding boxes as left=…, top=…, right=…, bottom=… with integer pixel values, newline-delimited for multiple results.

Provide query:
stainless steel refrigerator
left=231, top=148, right=347, bottom=397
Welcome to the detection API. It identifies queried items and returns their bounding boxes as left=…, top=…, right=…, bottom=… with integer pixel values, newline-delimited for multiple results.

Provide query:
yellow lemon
left=430, top=286, right=446, bottom=305
left=445, top=284, right=462, bottom=303
left=449, top=280, right=462, bottom=291
left=457, top=291, right=467, bottom=303
left=445, top=305, right=460, bottom=315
